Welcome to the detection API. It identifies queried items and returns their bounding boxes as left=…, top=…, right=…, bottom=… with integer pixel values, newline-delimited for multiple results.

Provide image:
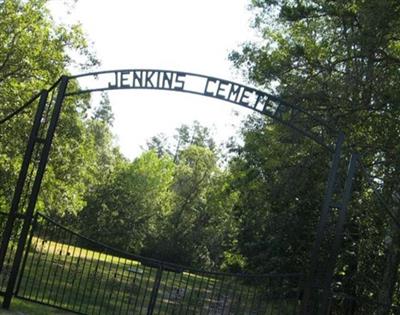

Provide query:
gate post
left=300, top=132, right=344, bottom=314
left=14, top=211, right=39, bottom=296
left=147, top=264, right=163, bottom=315
left=318, top=153, right=358, bottom=315
left=0, top=91, right=48, bottom=277
left=1, top=76, right=68, bottom=309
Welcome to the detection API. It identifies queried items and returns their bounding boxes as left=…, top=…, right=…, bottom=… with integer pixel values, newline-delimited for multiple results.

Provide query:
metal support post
left=2, top=76, right=68, bottom=309
left=147, top=265, right=163, bottom=315
left=15, top=212, right=38, bottom=296
left=300, top=132, right=345, bottom=315
left=0, top=91, right=48, bottom=275
left=318, top=153, right=358, bottom=315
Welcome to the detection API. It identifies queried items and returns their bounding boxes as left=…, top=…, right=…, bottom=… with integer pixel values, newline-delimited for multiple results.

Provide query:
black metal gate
left=0, top=211, right=303, bottom=314
left=0, top=70, right=363, bottom=314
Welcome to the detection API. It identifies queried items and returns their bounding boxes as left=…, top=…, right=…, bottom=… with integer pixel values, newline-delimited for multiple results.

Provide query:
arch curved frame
left=67, top=69, right=336, bottom=152
left=0, top=70, right=357, bottom=314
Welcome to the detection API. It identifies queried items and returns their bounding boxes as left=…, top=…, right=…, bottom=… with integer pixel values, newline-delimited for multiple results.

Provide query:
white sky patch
left=48, top=0, right=260, bottom=159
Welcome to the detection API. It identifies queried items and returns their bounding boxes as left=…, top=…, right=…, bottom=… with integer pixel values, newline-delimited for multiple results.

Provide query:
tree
left=146, top=121, right=217, bottom=161
left=230, top=0, right=400, bottom=309
left=143, top=145, right=237, bottom=269
left=0, top=0, right=99, bottom=218
left=227, top=114, right=329, bottom=274
left=92, top=92, right=114, bottom=126
left=143, top=123, right=235, bottom=269
left=79, top=150, right=175, bottom=252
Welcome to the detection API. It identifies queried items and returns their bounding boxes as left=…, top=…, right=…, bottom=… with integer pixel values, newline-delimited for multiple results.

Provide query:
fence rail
left=1, top=212, right=303, bottom=314
left=329, top=293, right=400, bottom=315
left=1, top=210, right=399, bottom=314
left=0, top=214, right=24, bottom=293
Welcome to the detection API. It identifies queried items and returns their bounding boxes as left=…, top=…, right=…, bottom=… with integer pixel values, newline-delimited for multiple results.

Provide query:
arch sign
left=0, top=69, right=357, bottom=314
left=77, top=69, right=284, bottom=111
left=67, top=70, right=335, bottom=151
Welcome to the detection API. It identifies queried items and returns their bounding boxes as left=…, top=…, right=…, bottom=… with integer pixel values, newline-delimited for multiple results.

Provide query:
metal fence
left=329, top=294, right=400, bottom=315
left=1, top=210, right=399, bottom=314
left=0, top=212, right=303, bottom=314
left=298, top=290, right=400, bottom=315
left=0, top=213, right=24, bottom=293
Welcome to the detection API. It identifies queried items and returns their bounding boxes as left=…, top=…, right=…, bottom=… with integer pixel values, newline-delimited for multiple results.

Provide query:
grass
left=0, top=297, right=72, bottom=314
left=0, top=229, right=300, bottom=314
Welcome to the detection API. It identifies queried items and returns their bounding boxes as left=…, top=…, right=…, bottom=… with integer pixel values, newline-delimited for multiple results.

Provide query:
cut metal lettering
left=68, top=69, right=334, bottom=150
left=108, top=70, right=186, bottom=90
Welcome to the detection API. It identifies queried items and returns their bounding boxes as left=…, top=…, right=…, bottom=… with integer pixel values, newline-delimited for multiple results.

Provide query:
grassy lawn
left=0, top=234, right=300, bottom=315
left=0, top=297, right=73, bottom=314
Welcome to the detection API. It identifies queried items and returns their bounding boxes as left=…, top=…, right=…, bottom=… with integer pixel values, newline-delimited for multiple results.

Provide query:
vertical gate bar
left=130, top=260, right=145, bottom=312
left=318, top=153, right=358, bottom=315
left=183, top=270, right=197, bottom=314
left=0, top=91, right=48, bottom=275
left=52, top=227, right=71, bottom=307
left=159, top=268, right=171, bottom=313
left=140, top=265, right=154, bottom=312
left=115, top=259, right=130, bottom=315
left=207, top=273, right=219, bottom=314
left=240, top=277, right=251, bottom=314
left=27, top=216, right=48, bottom=300
left=2, top=76, right=68, bottom=309
left=300, top=131, right=344, bottom=315
left=147, top=265, right=163, bottom=315
left=56, top=229, right=74, bottom=308
left=64, top=237, right=84, bottom=309
left=77, top=237, right=97, bottom=313
left=248, top=280, right=258, bottom=314
left=124, top=259, right=140, bottom=314
left=25, top=215, right=45, bottom=299
left=227, top=274, right=239, bottom=314
left=165, top=268, right=178, bottom=314
left=14, top=212, right=38, bottom=296
left=36, top=219, right=58, bottom=303
left=177, top=270, right=192, bottom=315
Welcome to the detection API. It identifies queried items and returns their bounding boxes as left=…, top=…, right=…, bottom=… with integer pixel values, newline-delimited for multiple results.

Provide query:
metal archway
left=0, top=70, right=358, bottom=314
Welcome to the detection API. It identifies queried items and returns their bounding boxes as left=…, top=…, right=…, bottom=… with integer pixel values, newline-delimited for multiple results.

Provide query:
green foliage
left=227, top=115, right=329, bottom=274
left=2, top=5, right=398, bottom=309
left=81, top=123, right=237, bottom=270
left=0, top=0, right=99, bottom=216
left=144, top=144, right=237, bottom=269
left=92, top=92, right=114, bottom=126
left=146, top=120, right=217, bottom=161
left=0, top=0, right=97, bottom=103
left=79, top=150, right=175, bottom=252
left=230, top=0, right=400, bottom=307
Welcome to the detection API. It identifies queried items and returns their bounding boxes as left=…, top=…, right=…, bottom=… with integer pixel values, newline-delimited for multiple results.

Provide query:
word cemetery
left=105, top=70, right=286, bottom=116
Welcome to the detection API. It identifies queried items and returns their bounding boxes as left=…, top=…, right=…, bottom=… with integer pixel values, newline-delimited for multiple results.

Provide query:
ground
left=0, top=298, right=72, bottom=315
